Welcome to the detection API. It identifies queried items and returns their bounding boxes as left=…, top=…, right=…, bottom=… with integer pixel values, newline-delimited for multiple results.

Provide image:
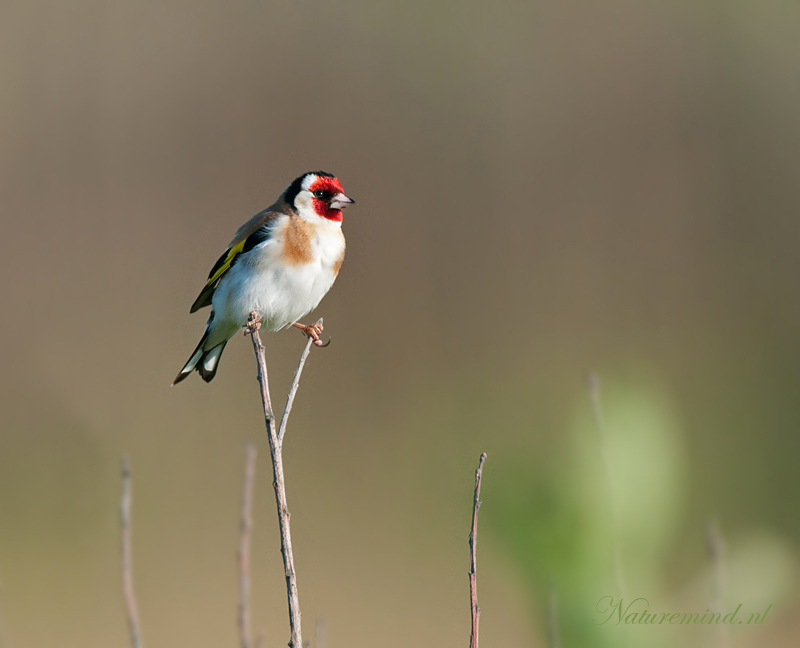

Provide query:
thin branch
left=469, top=453, right=487, bottom=648
left=120, top=456, right=143, bottom=648
left=250, top=321, right=276, bottom=424
left=247, top=311, right=315, bottom=648
left=239, top=443, right=258, bottom=648
left=278, top=319, right=321, bottom=445
left=587, top=373, right=628, bottom=600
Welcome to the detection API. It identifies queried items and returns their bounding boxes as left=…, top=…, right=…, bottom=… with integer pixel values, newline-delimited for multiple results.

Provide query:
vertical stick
left=469, top=453, right=487, bottom=648
left=247, top=312, right=315, bottom=648
left=266, top=399, right=303, bottom=648
left=239, top=443, right=258, bottom=648
left=278, top=319, right=321, bottom=445
left=120, top=456, right=143, bottom=648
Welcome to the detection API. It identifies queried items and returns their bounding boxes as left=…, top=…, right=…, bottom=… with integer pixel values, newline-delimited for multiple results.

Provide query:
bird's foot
left=244, top=311, right=262, bottom=336
left=292, top=320, right=330, bottom=347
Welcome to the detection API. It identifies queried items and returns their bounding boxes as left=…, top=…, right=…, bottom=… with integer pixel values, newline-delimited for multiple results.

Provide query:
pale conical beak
left=330, top=193, right=356, bottom=209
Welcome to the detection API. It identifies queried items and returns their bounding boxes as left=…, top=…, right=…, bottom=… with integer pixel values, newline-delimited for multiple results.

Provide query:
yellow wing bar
left=189, top=239, right=246, bottom=313
left=208, top=240, right=245, bottom=285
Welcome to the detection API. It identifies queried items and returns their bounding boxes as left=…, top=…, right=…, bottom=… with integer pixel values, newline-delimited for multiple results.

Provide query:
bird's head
left=285, top=171, right=355, bottom=224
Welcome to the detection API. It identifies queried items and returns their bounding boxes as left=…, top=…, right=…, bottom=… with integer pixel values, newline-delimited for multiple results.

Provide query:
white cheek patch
left=295, top=191, right=313, bottom=210
left=301, top=174, right=317, bottom=191
left=294, top=191, right=320, bottom=220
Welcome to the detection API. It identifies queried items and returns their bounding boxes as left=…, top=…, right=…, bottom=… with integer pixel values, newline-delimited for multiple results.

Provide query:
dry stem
left=239, top=442, right=258, bottom=648
left=120, top=456, right=143, bottom=648
left=469, top=453, right=487, bottom=648
left=248, top=312, right=320, bottom=648
left=278, top=319, right=319, bottom=445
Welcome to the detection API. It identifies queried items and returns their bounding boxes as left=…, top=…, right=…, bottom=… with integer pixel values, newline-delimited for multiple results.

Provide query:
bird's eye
left=313, top=190, right=326, bottom=199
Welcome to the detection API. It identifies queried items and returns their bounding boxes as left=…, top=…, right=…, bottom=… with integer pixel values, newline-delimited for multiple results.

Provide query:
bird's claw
left=244, top=311, right=262, bottom=336
left=293, top=321, right=330, bottom=347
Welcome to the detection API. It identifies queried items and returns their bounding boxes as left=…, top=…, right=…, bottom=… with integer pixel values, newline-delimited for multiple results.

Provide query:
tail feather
left=172, top=332, right=228, bottom=385
left=197, top=341, right=227, bottom=383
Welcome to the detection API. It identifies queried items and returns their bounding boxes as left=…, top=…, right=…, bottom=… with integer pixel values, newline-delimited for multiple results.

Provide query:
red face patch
left=309, top=176, right=346, bottom=222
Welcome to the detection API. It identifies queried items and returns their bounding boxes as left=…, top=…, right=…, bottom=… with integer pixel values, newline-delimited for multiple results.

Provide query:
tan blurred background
left=1, top=0, right=799, bottom=646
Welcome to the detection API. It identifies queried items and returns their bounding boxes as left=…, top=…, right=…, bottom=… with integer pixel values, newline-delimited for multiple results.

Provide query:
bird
left=173, top=171, right=355, bottom=385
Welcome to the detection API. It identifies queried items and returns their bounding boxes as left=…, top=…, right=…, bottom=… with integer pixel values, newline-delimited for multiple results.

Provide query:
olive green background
left=1, top=1, right=799, bottom=646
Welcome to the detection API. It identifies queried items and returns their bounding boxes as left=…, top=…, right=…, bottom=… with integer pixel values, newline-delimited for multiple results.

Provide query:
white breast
left=209, top=216, right=345, bottom=342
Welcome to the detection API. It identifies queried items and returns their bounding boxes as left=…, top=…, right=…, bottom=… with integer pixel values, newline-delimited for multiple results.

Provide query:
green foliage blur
left=1, top=1, right=798, bottom=647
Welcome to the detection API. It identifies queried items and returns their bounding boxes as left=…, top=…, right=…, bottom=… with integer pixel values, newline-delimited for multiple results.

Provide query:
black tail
left=172, top=333, right=228, bottom=385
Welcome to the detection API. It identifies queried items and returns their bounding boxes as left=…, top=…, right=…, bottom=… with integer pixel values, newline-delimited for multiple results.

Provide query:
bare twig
left=469, top=453, right=487, bottom=648
left=120, top=456, right=143, bottom=648
left=707, top=519, right=729, bottom=648
left=587, top=373, right=628, bottom=600
left=239, top=443, right=258, bottom=648
left=278, top=319, right=321, bottom=445
left=248, top=318, right=276, bottom=423
left=248, top=311, right=317, bottom=648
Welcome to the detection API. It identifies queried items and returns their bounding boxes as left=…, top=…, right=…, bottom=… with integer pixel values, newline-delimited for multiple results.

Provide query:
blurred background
left=1, top=0, right=799, bottom=646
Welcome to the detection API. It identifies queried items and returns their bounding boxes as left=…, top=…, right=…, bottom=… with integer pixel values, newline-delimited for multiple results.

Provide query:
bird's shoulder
left=188, top=201, right=294, bottom=313
left=229, top=199, right=294, bottom=250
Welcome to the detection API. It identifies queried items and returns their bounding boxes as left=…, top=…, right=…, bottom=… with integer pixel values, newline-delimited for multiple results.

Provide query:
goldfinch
left=173, top=171, right=355, bottom=385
